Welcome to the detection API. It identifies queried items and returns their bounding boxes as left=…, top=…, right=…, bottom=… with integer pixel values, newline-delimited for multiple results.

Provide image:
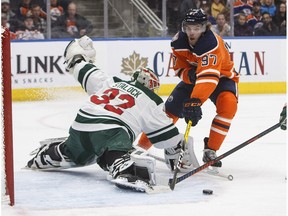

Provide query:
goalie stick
left=169, top=120, right=192, bottom=190
left=147, top=153, right=233, bottom=181
left=169, top=122, right=282, bottom=187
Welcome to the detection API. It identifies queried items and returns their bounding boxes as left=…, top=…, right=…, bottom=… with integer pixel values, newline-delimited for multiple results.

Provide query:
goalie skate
left=30, top=137, right=67, bottom=156
left=112, top=174, right=149, bottom=192
left=111, top=174, right=171, bottom=194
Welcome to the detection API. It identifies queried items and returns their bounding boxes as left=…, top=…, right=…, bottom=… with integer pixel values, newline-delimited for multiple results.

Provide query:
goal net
left=1, top=27, right=14, bottom=206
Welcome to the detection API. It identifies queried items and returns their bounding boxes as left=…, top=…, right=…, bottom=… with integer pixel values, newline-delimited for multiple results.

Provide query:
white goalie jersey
left=71, top=62, right=182, bottom=149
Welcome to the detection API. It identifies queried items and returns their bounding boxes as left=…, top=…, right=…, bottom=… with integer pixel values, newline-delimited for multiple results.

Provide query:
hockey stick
left=169, top=120, right=192, bottom=190
left=147, top=152, right=233, bottom=181
left=169, top=122, right=282, bottom=186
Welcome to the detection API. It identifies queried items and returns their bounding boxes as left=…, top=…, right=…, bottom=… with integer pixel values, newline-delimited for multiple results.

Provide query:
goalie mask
left=132, top=68, right=160, bottom=91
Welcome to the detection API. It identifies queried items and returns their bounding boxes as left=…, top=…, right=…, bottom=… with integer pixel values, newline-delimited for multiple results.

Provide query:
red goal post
left=1, top=27, right=14, bottom=206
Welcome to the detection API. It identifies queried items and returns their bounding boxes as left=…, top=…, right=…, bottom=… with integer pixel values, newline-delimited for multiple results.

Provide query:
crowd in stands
left=1, top=0, right=286, bottom=40
left=233, top=0, right=286, bottom=36
left=164, top=0, right=286, bottom=36
left=1, top=0, right=93, bottom=39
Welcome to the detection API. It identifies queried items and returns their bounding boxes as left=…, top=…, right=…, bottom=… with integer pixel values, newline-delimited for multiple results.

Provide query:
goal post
left=1, top=27, right=14, bottom=206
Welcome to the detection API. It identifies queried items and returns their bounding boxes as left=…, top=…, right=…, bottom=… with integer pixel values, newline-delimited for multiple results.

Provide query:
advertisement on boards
left=11, top=38, right=286, bottom=90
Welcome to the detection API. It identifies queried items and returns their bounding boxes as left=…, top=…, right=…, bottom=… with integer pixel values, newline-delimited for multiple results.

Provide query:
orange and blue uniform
left=139, top=29, right=239, bottom=152
left=168, top=29, right=239, bottom=151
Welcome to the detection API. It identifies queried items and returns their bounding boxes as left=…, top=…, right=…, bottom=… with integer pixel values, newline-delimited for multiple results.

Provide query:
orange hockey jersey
left=171, top=30, right=239, bottom=104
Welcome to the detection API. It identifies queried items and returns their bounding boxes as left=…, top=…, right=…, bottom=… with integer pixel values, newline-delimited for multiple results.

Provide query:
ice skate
left=202, top=137, right=222, bottom=167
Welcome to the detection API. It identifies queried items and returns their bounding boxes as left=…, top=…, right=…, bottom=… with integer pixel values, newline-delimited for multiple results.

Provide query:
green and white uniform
left=64, top=62, right=181, bottom=165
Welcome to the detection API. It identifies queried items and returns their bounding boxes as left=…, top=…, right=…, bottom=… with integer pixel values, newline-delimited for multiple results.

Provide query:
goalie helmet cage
left=1, top=27, right=14, bottom=206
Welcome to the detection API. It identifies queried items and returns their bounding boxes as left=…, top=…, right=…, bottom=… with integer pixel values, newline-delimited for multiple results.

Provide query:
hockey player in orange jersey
left=138, top=8, right=239, bottom=167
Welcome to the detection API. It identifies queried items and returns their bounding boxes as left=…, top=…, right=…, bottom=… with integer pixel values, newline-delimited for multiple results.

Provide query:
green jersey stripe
left=146, top=123, right=175, bottom=136
left=78, top=64, right=98, bottom=90
left=148, top=127, right=179, bottom=144
left=76, top=109, right=136, bottom=142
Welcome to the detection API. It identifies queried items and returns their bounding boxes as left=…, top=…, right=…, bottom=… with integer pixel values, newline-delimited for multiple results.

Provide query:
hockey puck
left=203, top=189, right=213, bottom=195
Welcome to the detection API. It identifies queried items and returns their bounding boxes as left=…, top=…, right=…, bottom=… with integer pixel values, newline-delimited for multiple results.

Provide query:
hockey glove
left=280, top=104, right=287, bottom=130
left=183, top=98, right=202, bottom=126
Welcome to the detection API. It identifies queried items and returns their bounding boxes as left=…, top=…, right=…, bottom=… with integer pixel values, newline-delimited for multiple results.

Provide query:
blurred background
left=2, top=0, right=286, bottom=39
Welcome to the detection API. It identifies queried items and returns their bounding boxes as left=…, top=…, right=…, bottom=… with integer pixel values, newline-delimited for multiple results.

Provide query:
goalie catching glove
left=64, top=35, right=96, bottom=73
left=164, top=135, right=199, bottom=171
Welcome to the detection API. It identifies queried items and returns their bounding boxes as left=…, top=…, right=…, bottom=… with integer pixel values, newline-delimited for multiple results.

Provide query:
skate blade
left=111, top=178, right=171, bottom=194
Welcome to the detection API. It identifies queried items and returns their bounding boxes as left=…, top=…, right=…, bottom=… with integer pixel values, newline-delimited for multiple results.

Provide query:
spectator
left=201, top=0, right=216, bottom=25
left=1, top=0, right=22, bottom=32
left=221, top=3, right=231, bottom=24
left=261, top=0, right=277, bottom=17
left=16, top=0, right=33, bottom=19
left=50, top=0, right=64, bottom=23
left=246, top=1, right=262, bottom=30
left=57, top=0, right=71, bottom=14
left=16, top=0, right=46, bottom=21
left=1, top=14, right=18, bottom=39
left=1, top=14, right=8, bottom=28
left=15, top=15, right=45, bottom=39
left=255, top=11, right=280, bottom=36
left=233, top=0, right=253, bottom=17
left=234, top=13, right=253, bottom=36
left=211, top=0, right=225, bottom=19
left=274, top=0, right=286, bottom=7
left=2, top=0, right=15, bottom=20
left=211, top=12, right=231, bottom=36
left=30, top=3, right=46, bottom=33
left=273, top=2, right=286, bottom=35
left=51, top=2, right=93, bottom=38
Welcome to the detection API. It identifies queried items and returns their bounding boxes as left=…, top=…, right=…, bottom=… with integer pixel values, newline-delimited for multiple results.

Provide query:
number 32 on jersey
left=90, top=88, right=136, bottom=115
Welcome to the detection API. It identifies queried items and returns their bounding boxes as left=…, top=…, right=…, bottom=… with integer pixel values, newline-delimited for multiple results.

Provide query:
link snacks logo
left=121, top=51, right=148, bottom=76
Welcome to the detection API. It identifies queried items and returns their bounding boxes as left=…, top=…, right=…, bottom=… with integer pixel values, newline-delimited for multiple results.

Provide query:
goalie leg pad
left=130, top=151, right=156, bottom=185
left=27, top=142, right=76, bottom=169
left=182, top=136, right=200, bottom=168
left=108, top=152, right=156, bottom=185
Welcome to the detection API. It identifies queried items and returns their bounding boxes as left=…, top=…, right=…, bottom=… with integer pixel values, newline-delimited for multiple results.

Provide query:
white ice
left=2, top=92, right=287, bottom=216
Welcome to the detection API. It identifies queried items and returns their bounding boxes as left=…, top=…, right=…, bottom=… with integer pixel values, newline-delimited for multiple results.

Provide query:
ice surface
left=2, top=93, right=287, bottom=216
